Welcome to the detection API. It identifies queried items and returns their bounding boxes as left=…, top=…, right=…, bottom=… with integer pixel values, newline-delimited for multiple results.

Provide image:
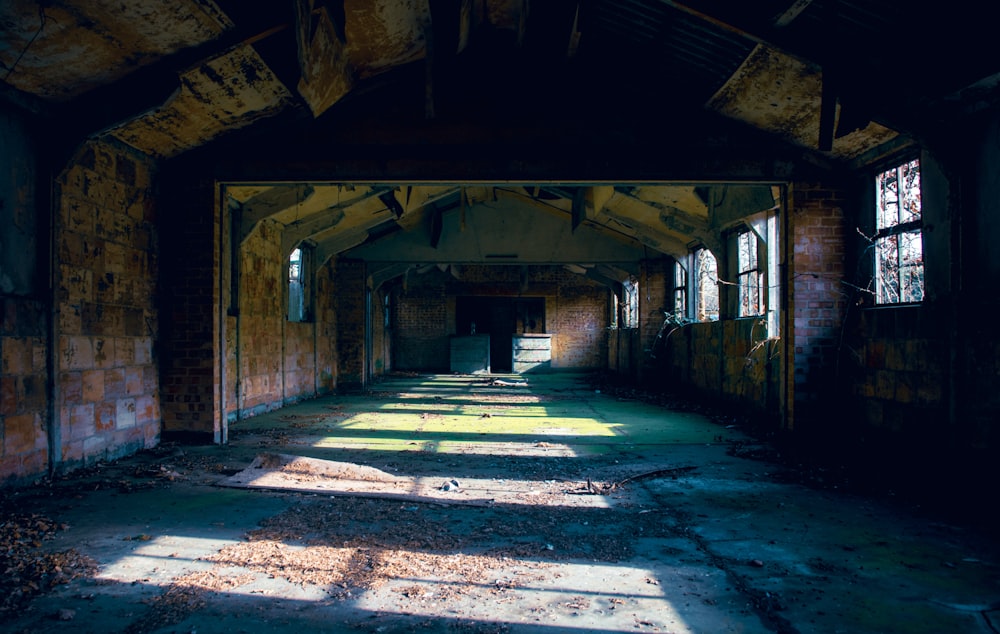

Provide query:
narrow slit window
left=622, top=276, right=639, bottom=328
left=673, top=260, right=687, bottom=320
left=288, top=247, right=311, bottom=322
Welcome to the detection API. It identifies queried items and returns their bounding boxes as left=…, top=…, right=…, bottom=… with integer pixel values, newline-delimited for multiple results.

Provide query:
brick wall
left=394, top=273, right=449, bottom=372
left=334, top=259, right=367, bottom=386
left=238, top=220, right=284, bottom=415
left=371, top=288, right=390, bottom=377
left=550, top=280, right=608, bottom=369
left=159, top=176, right=217, bottom=437
left=223, top=222, right=341, bottom=420
left=788, top=181, right=849, bottom=429
left=53, top=140, right=159, bottom=466
left=315, top=261, right=338, bottom=391
left=1, top=299, right=49, bottom=481
left=609, top=259, right=669, bottom=380
left=640, top=259, right=670, bottom=364
left=391, top=265, right=608, bottom=372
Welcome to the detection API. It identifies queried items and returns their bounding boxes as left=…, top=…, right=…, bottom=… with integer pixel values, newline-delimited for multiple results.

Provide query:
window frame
left=692, top=246, right=719, bottom=322
left=621, top=275, right=639, bottom=329
left=871, top=156, right=924, bottom=305
left=672, top=259, right=688, bottom=321
left=735, top=227, right=765, bottom=318
left=287, top=245, right=313, bottom=322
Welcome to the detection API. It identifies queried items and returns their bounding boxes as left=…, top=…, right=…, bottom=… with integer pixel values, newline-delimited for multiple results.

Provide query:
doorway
left=456, top=297, right=545, bottom=373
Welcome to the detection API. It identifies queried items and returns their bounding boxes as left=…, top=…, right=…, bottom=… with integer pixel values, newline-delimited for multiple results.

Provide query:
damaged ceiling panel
left=629, top=186, right=709, bottom=222
left=0, top=0, right=231, bottom=100
left=297, top=7, right=354, bottom=118
left=108, top=45, right=292, bottom=159
left=706, top=44, right=898, bottom=160
left=344, top=0, right=431, bottom=78
left=4, top=0, right=995, bottom=178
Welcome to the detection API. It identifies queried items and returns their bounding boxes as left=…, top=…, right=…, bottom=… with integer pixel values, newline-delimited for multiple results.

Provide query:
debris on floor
left=0, top=512, right=97, bottom=616
left=218, top=453, right=644, bottom=508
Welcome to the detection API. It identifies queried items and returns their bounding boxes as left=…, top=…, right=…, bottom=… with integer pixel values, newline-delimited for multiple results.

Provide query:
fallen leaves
left=0, top=513, right=97, bottom=615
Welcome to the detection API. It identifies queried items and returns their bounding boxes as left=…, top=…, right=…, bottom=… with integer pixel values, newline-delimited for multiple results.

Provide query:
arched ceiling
left=228, top=182, right=778, bottom=286
left=5, top=0, right=995, bottom=166
left=5, top=1, right=996, bottom=285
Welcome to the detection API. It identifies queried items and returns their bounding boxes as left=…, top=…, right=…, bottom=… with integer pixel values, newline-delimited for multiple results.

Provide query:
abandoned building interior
left=2, top=1, right=1000, bottom=632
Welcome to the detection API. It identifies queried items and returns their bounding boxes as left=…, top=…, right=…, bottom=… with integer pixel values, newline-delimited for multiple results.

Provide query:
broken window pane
left=874, top=158, right=924, bottom=304
left=737, top=230, right=764, bottom=317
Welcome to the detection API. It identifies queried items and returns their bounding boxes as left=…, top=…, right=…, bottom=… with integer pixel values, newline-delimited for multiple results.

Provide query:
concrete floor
left=3, top=373, right=999, bottom=633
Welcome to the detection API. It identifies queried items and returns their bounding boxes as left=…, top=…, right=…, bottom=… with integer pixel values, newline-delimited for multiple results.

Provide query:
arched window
left=694, top=248, right=719, bottom=322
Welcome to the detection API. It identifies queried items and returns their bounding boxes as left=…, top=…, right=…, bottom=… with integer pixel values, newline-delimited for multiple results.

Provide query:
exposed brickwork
left=0, top=298, right=49, bottom=482
left=371, top=288, right=390, bottom=376
left=549, top=281, right=608, bottom=369
left=159, top=176, right=217, bottom=436
left=334, top=259, right=368, bottom=385
left=394, top=272, right=449, bottom=372
left=315, top=262, right=338, bottom=392
left=393, top=265, right=608, bottom=372
left=639, top=259, right=670, bottom=359
left=788, top=181, right=849, bottom=427
left=238, top=220, right=284, bottom=414
left=53, top=141, right=159, bottom=467
left=219, top=222, right=341, bottom=421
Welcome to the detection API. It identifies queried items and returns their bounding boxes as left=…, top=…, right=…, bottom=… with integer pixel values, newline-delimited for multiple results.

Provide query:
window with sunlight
left=673, top=260, right=687, bottom=320
left=736, top=229, right=764, bottom=317
left=874, top=158, right=924, bottom=304
left=288, top=247, right=311, bottom=322
left=694, top=248, right=719, bottom=322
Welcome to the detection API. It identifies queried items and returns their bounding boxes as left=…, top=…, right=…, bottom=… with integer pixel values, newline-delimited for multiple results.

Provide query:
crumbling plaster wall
left=53, top=140, right=160, bottom=468
left=659, top=318, right=780, bottom=413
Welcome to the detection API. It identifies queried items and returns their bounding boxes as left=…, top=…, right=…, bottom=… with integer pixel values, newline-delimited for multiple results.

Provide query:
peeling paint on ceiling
left=707, top=44, right=898, bottom=160
left=344, top=0, right=430, bottom=78
left=108, top=45, right=291, bottom=158
left=0, top=0, right=230, bottom=100
left=4, top=0, right=989, bottom=172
